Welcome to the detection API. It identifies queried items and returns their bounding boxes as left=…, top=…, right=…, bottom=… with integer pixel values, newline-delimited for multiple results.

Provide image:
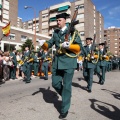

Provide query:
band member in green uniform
left=82, top=37, right=98, bottom=93
left=96, top=43, right=108, bottom=85
left=33, top=52, right=39, bottom=76
left=41, top=13, right=83, bottom=119
left=40, top=50, right=49, bottom=80
left=10, top=48, right=17, bottom=80
left=22, top=47, right=33, bottom=83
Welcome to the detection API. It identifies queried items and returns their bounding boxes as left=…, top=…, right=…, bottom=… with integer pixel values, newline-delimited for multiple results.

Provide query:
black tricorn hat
left=99, top=43, right=105, bottom=46
left=86, top=37, right=93, bottom=40
left=56, top=13, right=69, bottom=19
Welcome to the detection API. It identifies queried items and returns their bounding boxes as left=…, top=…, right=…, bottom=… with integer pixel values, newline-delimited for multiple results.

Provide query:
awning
left=58, top=5, right=70, bottom=12
left=49, top=17, right=56, bottom=22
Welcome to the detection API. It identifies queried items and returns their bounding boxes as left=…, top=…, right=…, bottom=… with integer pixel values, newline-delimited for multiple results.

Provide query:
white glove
left=37, top=40, right=46, bottom=46
left=61, top=42, right=70, bottom=48
left=103, top=55, right=106, bottom=58
left=91, top=56, right=94, bottom=59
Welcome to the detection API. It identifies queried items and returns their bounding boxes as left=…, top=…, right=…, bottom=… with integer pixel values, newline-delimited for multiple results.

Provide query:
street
left=0, top=70, right=120, bottom=120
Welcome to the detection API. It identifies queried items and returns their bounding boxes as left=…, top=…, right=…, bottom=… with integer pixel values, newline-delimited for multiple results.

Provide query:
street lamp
left=24, top=6, right=36, bottom=50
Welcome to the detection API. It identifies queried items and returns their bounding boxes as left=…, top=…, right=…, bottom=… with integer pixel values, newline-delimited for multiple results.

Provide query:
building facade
left=39, top=0, right=104, bottom=44
left=0, top=0, right=18, bottom=26
left=0, top=23, right=51, bottom=51
left=104, top=27, right=120, bottom=57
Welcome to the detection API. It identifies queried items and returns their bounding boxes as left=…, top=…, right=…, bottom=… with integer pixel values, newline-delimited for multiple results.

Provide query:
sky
left=18, top=0, right=120, bottom=28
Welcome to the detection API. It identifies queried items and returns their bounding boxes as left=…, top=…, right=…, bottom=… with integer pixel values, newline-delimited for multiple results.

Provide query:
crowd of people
left=0, top=12, right=120, bottom=119
left=0, top=47, right=52, bottom=84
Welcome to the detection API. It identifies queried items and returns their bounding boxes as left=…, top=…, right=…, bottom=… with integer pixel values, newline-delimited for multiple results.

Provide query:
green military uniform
left=82, top=45, right=97, bottom=91
left=45, top=27, right=83, bottom=114
left=33, top=54, right=39, bottom=76
left=22, top=50, right=31, bottom=83
left=118, top=58, right=120, bottom=70
left=10, top=52, right=17, bottom=79
left=96, top=49, right=107, bottom=85
left=41, top=51, right=49, bottom=80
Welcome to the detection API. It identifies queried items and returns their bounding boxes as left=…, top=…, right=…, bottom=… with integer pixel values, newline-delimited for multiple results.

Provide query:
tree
left=21, top=39, right=34, bottom=51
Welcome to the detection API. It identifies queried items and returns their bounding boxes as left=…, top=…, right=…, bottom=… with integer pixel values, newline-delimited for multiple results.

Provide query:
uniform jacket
left=82, top=45, right=97, bottom=68
left=10, top=52, right=17, bottom=66
left=46, top=27, right=83, bottom=69
left=97, top=50, right=107, bottom=67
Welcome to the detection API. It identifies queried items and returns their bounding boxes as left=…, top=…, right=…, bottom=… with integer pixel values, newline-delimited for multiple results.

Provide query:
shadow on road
left=89, top=99, right=120, bottom=120
left=32, top=87, right=61, bottom=113
left=77, top=77, right=85, bottom=81
left=72, top=82, right=87, bottom=91
left=101, top=89, right=120, bottom=100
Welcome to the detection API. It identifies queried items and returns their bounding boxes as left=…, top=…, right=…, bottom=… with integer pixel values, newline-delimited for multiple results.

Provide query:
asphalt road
left=0, top=70, right=120, bottom=120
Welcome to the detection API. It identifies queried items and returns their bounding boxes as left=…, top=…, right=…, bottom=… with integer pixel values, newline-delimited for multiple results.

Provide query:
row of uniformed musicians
left=80, top=37, right=113, bottom=93
left=20, top=46, right=52, bottom=83
left=0, top=46, right=52, bottom=84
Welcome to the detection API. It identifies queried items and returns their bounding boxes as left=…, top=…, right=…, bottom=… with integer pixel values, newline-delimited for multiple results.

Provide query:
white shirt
left=100, top=48, right=103, bottom=52
left=88, top=44, right=92, bottom=49
left=61, top=26, right=67, bottom=33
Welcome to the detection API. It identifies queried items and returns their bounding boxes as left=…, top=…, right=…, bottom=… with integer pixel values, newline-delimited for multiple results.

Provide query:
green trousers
left=10, top=66, right=16, bottom=79
left=96, top=65, right=106, bottom=83
left=83, top=67, right=95, bottom=90
left=52, top=68, right=74, bottom=114
left=34, top=62, right=39, bottom=76
left=23, top=62, right=31, bottom=82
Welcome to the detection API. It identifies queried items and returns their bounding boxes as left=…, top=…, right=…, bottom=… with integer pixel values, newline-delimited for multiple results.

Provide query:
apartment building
left=39, top=0, right=104, bottom=44
left=0, top=0, right=18, bottom=26
left=0, top=22, right=51, bottom=51
left=20, top=17, right=40, bottom=33
left=17, top=17, right=23, bottom=28
left=104, top=27, right=120, bottom=57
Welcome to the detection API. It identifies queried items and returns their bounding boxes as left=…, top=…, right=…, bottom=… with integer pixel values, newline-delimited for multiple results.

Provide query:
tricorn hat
left=56, top=13, right=69, bottom=20
left=99, top=43, right=105, bottom=46
left=86, top=37, right=93, bottom=40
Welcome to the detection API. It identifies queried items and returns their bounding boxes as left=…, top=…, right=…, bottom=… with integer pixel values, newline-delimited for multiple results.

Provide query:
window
left=3, top=0, right=9, bottom=10
left=115, top=47, right=118, bottom=48
left=77, top=14, right=84, bottom=19
left=115, top=39, right=117, bottom=40
left=42, top=22, right=48, bottom=26
left=75, top=4, right=84, bottom=10
left=42, top=14, right=48, bottom=18
left=9, top=33, right=15, bottom=40
left=115, top=43, right=118, bottom=45
left=28, top=23, right=32, bottom=26
left=76, top=22, right=84, bottom=28
left=42, top=29, right=48, bottom=33
left=21, top=35, right=27, bottom=41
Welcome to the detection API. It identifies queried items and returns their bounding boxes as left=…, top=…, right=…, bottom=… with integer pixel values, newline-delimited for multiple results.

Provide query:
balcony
left=42, top=17, right=49, bottom=22
left=50, top=13, right=57, bottom=18
left=76, top=26, right=85, bottom=31
left=42, top=9, right=49, bottom=14
left=75, top=0, right=84, bottom=6
left=49, top=21, right=57, bottom=26
left=42, top=25, right=48, bottom=29
left=78, top=18, right=84, bottom=22
left=78, top=9, right=84, bottom=14
left=50, top=2, right=71, bottom=11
